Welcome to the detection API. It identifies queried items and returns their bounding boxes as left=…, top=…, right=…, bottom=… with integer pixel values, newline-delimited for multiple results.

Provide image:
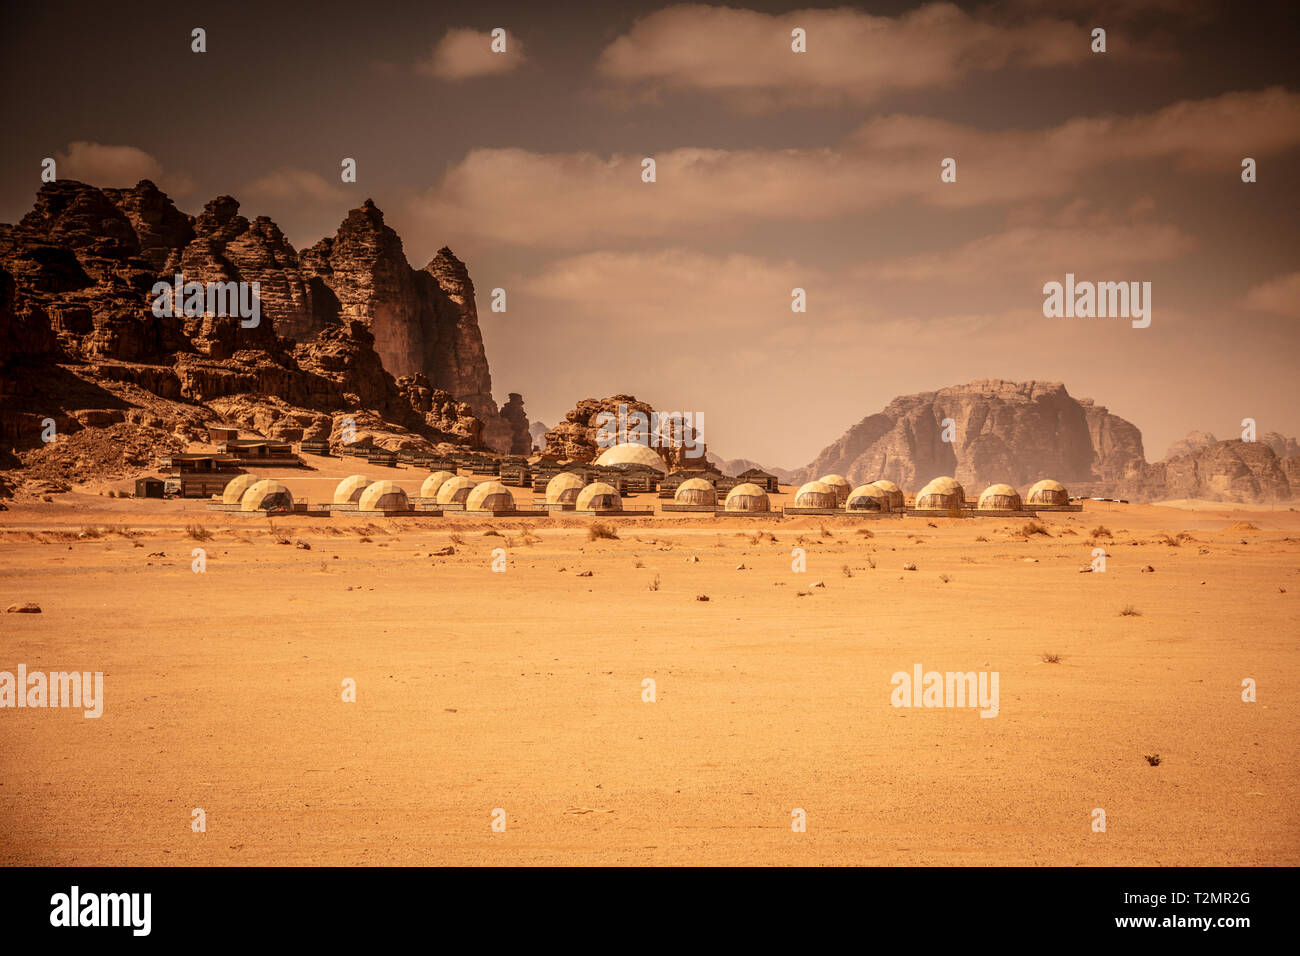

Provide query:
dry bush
left=1120, top=604, right=1142, bottom=617
left=841, top=564, right=853, bottom=578
left=648, top=574, right=661, bottom=592
left=975, top=535, right=989, bottom=542
left=1091, top=525, right=1112, bottom=538
left=939, top=573, right=951, bottom=583
left=184, top=524, right=213, bottom=541
left=79, top=525, right=103, bottom=539
left=1042, top=652, right=1062, bottom=663
left=856, top=528, right=874, bottom=538
left=1021, top=521, right=1051, bottom=537
left=819, top=524, right=834, bottom=538
left=589, top=521, right=619, bottom=541
left=449, top=533, right=465, bottom=545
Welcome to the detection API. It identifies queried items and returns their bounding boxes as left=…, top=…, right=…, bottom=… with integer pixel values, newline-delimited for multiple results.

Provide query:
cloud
left=416, top=27, right=524, bottom=80
left=596, top=2, right=1096, bottom=110
left=53, top=141, right=192, bottom=196
left=242, top=167, right=351, bottom=205
left=1242, top=271, right=1300, bottom=318
left=519, top=248, right=821, bottom=334
left=410, top=89, right=1300, bottom=250
left=865, top=201, right=1197, bottom=285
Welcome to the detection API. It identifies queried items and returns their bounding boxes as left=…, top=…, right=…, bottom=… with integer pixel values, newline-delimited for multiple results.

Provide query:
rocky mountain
left=795, top=380, right=1297, bottom=503
left=529, top=420, right=549, bottom=452
left=795, top=380, right=1145, bottom=490
left=1163, top=430, right=1219, bottom=461
left=1131, top=438, right=1294, bottom=503
left=0, top=180, right=529, bottom=484
left=1163, top=429, right=1298, bottom=463
left=706, top=454, right=796, bottom=483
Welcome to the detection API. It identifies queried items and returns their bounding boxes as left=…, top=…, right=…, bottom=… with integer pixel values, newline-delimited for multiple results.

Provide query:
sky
left=2, top=0, right=1297, bottom=467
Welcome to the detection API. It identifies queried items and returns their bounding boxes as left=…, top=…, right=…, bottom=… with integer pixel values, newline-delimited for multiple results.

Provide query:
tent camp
left=914, top=476, right=966, bottom=511
left=576, top=481, right=623, bottom=512
left=593, top=443, right=668, bottom=473
left=239, top=479, right=294, bottom=513
left=357, top=480, right=409, bottom=513
left=724, top=482, right=770, bottom=512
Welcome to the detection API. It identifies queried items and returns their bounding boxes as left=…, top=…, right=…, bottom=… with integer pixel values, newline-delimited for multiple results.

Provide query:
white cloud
left=410, top=89, right=1300, bottom=250
left=416, top=27, right=524, bottom=80
left=1242, top=271, right=1300, bottom=318
left=596, top=2, right=1097, bottom=110
left=54, top=141, right=192, bottom=196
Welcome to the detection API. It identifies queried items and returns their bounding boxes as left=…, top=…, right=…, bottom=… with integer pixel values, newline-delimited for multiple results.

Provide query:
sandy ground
left=1, top=459, right=1297, bottom=865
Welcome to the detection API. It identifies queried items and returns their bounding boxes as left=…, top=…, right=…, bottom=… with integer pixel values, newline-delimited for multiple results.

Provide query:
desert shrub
left=589, top=521, right=619, bottom=541
left=1021, top=521, right=1050, bottom=537
left=1091, top=525, right=1112, bottom=538
left=1120, top=605, right=1141, bottom=617
left=185, top=524, right=213, bottom=541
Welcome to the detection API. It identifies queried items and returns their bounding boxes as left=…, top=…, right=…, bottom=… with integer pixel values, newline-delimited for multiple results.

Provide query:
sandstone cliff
left=795, top=380, right=1144, bottom=490
left=298, top=202, right=527, bottom=453
left=0, top=180, right=517, bottom=484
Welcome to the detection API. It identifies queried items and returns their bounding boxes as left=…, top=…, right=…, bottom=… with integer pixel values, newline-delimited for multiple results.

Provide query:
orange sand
left=1, top=460, right=1297, bottom=865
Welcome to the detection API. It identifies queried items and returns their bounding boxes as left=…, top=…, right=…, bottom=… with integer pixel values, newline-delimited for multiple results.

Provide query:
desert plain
left=1, top=458, right=1297, bottom=866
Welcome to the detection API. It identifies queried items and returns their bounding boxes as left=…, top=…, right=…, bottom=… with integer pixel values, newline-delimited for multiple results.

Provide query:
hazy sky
left=2, top=0, right=1297, bottom=466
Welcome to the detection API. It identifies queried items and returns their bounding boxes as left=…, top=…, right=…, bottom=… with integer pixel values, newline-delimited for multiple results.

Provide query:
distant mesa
left=793, top=379, right=1298, bottom=505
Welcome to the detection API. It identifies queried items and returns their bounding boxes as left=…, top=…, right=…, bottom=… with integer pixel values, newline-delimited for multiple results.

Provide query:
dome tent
left=846, top=484, right=889, bottom=511
left=545, top=471, right=586, bottom=506
left=222, top=473, right=259, bottom=505
left=466, top=480, right=515, bottom=512
left=593, top=443, right=668, bottom=473
left=333, top=474, right=370, bottom=505
left=1027, top=479, right=1070, bottom=506
left=674, top=478, right=716, bottom=506
left=794, top=480, right=838, bottom=509
left=725, top=482, right=770, bottom=512
left=436, top=476, right=476, bottom=506
left=419, top=471, right=455, bottom=499
left=576, top=481, right=622, bottom=512
left=868, top=480, right=905, bottom=511
left=817, top=474, right=851, bottom=504
left=358, top=481, right=409, bottom=513
left=239, top=479, right=293, bottom=513
left=978, top=483, right=1022, bottom=511
left=914, top=476, right=966, bottom=511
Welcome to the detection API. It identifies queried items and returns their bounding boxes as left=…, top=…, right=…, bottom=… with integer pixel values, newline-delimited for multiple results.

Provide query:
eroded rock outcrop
left=795, top=380, right=1143, bottom=490
left=0, top=180, right=520, bottom=484
left=542, top=395, right=706, bottom=468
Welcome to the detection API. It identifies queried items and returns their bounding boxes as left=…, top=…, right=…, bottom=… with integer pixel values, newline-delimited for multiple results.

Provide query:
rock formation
left=1163, top=430, right=1219, bottom=461
left=542, top=395, right=706, bottom=468
left=795, top=380, right=1144, bottom=490
left=795, top=380, right=1296, bottom=503
left=298, top=202, right=525, bottom=452
left=0, top=180, right=522, bottom=485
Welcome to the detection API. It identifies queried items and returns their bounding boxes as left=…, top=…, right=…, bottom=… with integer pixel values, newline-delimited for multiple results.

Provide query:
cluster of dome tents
left=215, top=462, right=1075, bottom=519
left=785, top=475, right=1073, bottom=515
